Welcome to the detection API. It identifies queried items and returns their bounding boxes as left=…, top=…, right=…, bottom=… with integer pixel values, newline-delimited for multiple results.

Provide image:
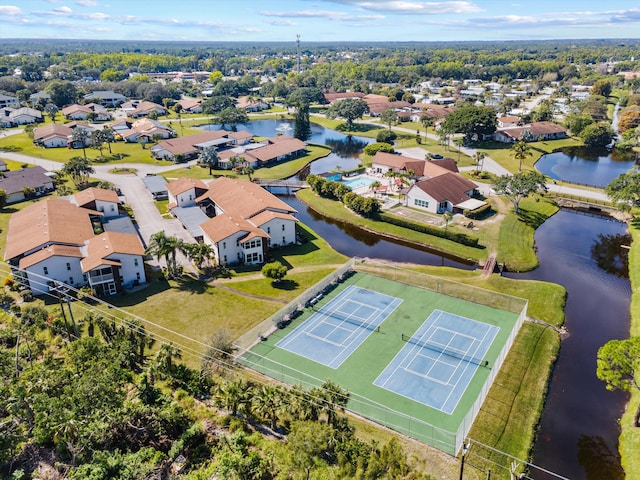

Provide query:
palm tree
left=369, top=180, right=381, bottom=195
left=443, top=211, right=453, bottom=234
left=155, top=342, right=182, bottom=376
left=71, top=127, right=90, bottom=161
left=313, top=380, right=349, bottom=426
left=453, top=137, right=464, bottom=163
left=184, top=242, right=214, bottom=272
left=215, top=380, right=252, bottom=417
left=241, top=165, right=254, bottom=182
left=473, top=151, right=486, bottom=174
left=200, top=145, right=219, bottom=175
left=173, top=103, right=184, bottom=136
left=102, top=126, right=114, bottom=154
left=252, top=385, right=285, bottom=430
left=421, top=116, right=433, bottom=137
left=511, top=139, right=532, bottom=172
left=145, top=230, right=182, bottom=277
left=63, top=156, right=94, bottom=187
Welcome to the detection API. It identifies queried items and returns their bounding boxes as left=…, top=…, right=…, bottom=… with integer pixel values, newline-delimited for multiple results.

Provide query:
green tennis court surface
left=242, top=270, right=523, bottom=455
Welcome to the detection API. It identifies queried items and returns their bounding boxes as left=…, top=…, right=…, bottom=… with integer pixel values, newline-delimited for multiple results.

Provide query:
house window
left=83, top=274, right=87, bottom=281
left=282, top=224, right=285, bottom=231
left=439, top=201, right=448, bottom=210
left=282, top=236, right=286, bottom=244
left=136, top=272, right=141, bottom=280
left=223, top=242, right=226, bottom=249
left=69, top=277, right=74, bottom=285
left=414, top=198, right=429, bottom=208
left=236, top=239, right=239, bottom=247
left=66, top=262, right=71, bottom=271
left=110, top=205, right=115, bottom=212
left=267, top=227, right=270, bottom=234
left=134, top=258, right=139, bottom=267
left=223, top=255, right=227, bottom=263
left=43, top=266, right=48, bottom=275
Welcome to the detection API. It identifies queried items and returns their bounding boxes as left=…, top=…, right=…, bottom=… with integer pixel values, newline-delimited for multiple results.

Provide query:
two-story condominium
left=0, top=94, right=19, bottom=109
left=83, top=90, right=127, bottom=107
left=196, top=178, right=298, bottom=266
left=4, top=197, right=146, bottom=296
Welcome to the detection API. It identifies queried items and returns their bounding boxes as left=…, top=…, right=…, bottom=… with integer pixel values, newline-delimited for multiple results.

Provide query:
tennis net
left=401, top=333, right=489, bottom=367
left=315, top=307, right=381, bottom=332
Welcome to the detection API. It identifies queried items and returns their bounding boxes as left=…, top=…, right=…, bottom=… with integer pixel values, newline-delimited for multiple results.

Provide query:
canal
left=283, top=198, right=630, bottom=480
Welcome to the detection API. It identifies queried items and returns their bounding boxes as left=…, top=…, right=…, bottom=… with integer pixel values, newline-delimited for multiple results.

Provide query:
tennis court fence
left=234, top=258, right=356, bottom=351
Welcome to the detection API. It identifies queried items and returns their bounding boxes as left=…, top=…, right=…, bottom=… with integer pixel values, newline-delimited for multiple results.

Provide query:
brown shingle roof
left=250, top=210, right=298, bottom=227
left=372, top=152, right=450, bottom=178
left=18, top=245, right=83, bottom=269
left=196, top=177, right=297, bottom=219
left=4, top=198, right=95, bottom=261
left=73, top=187, right=119, bottom=206
left=81, top=232, right=145, bottom=273
left=153, top=130, right=230, bottom=156
left=33, top=123, right=73, bottom=141
left=246, top=136, right=306, bottom=163
left=166, top=177, right=208, bottom=196
left=414, top=172, right=477, bottom=203
left=199, top=214, right=268, bottom=243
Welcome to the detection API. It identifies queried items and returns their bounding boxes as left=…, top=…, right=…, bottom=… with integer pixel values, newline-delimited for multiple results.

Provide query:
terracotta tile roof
left=413, top=172, right=477, bottom=203
left=177, top=98, right=202, bottom=110
left=166, top=177, right=208, bottom=196
left=4, top=198, right=96, bottom=261
left=81, top=231, right=144, bottom=272
left=196, top=177, right=297, bottom=219
left=415, top=104, right=457, bottom=118
left=497, top=121, right=567, bottom=139
left=18, top=245, right=83, bottom=269
left=199, top=214, right=268, bottom=243
left=229, top=130, right=253, bottom=141
left=73, top=187, right=119, bottom=206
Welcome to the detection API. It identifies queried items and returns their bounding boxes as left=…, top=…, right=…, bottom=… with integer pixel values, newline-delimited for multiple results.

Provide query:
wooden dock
left=482, top=254, right=497, bottom=276
left=254, top=180, right=309, bottom=194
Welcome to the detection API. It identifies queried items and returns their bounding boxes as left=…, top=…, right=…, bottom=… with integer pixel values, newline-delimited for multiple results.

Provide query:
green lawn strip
left=277, top=223, right=348, bottom=267
left=467, top=323, right=560, bottom=474
left=497, top=198, right=559, bottom=272
left=476, top=138, right=584, bottom=174
left=620, top=223, right=640, bottom=477
left=162, top=144, right=331, bottom=181
left=107, top=276, right=281, bottom=350
left=218, top=268, right=338, bottom=302
left=296, top=188, right=486, bottom=262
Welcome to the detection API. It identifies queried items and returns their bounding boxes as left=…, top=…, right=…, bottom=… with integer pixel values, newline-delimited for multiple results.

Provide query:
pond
left=535, top=146, right=638, bottom=188
left=198, top=119, right=374, bottom=173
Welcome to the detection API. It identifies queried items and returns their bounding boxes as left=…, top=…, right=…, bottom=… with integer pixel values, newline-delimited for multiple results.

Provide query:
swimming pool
left=342, top=176, right=376, bottom=190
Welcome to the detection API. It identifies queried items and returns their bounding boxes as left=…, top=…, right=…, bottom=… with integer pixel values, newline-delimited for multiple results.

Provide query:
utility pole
left=296, top=34, right=301, bottom=74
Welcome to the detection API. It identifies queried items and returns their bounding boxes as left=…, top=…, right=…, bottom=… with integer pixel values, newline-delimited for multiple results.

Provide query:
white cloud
left=0, top=5, right=23, bottom=15
left=53, top=6, right=72, bottom=14
left=314, top=0, right=483, bottom=14
left=266, top=19, right=298, bottom=26
left=261, top=9, right=383, bottom=22
left=76, top=0, right=98, bottom=6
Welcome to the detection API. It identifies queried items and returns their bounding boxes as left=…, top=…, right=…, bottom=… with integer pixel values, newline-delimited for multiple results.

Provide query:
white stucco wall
left=25, top=256, right=84, bottom=294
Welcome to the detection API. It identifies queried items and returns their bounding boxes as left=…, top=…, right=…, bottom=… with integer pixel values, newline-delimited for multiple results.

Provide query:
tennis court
left=374, top=310, right=499, bottom=414
left=276, top=285, right=403, bottom=368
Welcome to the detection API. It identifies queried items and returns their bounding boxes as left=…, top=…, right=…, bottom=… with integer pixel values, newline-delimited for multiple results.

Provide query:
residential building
left=4, top=198, right=146, bottom=296
left=0, top=94, right=19, bottom=109
left=71, top=187, right=121, bottom=217
left=29, top=91, right=51, bottom=105
left=493, top=121, right=568, bottom=143
left=0, top=166, right=55, bottom=204
left=166, top=177, right=209, bottom=208
left=196, top=177, right=298, bottom=266
left=0, top=107, right=43, bottom=127
left=83, top=90, right=127, bottom=107
left=122, top=100, right=168, bottom=118
left=33, top=123, right=73, bottom=148
left=406, top=173, right=483, bottom=214
left=176, top=98, right=203, bottom=113
left=150, top=130, right=252, bottom=161
left=61, top=103, right=111, bottom=121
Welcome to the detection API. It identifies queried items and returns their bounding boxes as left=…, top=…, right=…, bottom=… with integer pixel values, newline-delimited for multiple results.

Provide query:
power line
left=1, top=262, right=569, bottom=479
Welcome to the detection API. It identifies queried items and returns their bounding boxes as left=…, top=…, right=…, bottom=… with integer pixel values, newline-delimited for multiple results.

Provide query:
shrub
left=379, top=212, right=481, bottom=247
left=364, top=142, right=395, bottom=156
left=376, top=130, right=397, bottom=144
left=463, top=203, right=493, bottom=220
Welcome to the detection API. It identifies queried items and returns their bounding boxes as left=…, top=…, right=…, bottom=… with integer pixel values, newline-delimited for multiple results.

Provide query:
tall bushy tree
left=293, top=102, right=311, bottom=141
left=441, top=103, right=497, bottom=142
left=327, top=98, right=369, bottom=128
left=493, top=171, right=548, bottom=214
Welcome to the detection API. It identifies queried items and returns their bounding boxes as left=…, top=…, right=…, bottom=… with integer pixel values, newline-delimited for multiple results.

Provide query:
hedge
left=463, top=203, right=493, bottom=220
left=379, top=212, right=482, bottom=248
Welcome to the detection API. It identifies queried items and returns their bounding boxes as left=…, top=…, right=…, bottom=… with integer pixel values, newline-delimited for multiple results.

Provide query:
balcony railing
left=88, top=272, right=115, bottom=285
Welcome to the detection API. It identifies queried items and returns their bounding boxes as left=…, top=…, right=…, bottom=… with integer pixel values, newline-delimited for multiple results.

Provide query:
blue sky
left=1, top=1, right=639, bottom=42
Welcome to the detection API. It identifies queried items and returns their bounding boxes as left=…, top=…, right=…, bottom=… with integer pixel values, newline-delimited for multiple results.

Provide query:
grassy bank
left=161, top=144, right=331, bottom=181
left=620, top=224, right=640, bottom=478
left=296, top=188, right=487, bottom=262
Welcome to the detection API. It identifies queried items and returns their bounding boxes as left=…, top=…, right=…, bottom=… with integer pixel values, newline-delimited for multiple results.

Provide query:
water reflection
left=576, top=435, right=625, bottom=480
left=590, top=233, right=632, bottom=278
left=535, top=146, right=638, bottom=187
left=324, top=136, right=370, bottom=158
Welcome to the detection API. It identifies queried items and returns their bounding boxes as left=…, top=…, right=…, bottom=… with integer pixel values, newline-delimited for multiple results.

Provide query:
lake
left=535, top=146, right=637, bottom=188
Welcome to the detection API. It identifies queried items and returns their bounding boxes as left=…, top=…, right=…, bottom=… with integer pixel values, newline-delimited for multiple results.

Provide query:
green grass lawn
left=162, top=144, right=331, bottom=181
left=497, top=197, right=559, bottom=272
left=620, top=222, right=640, bottom=478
